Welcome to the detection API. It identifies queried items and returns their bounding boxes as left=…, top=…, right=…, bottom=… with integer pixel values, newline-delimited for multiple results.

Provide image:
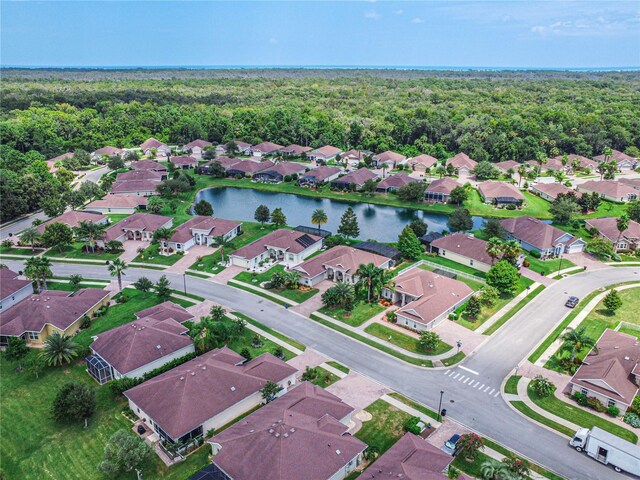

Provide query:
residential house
left=216, top=141, right=252, bottom=156
left=292, top=245, right=392, bottom=287
left=85, top=194, right=148, bottom=214
left=376, top=173, right=417, bottom=193
left=135, top=301, right=195, bottom=324
left=35, top=210, right=108, bottom=234
left=407, top=154, right=438, bottom=173
left=183, top=140, right=213, bottom=157
left=308, top=145, right=342, bottom=163
left=529, top=182, right=580, bottom=202
left=354, top=242, right=402, bottom=263
left=577, top=180, right=638, bottom=203
left=620, top=178, right=640, bottom=190
left=109, top=179, right=159, bottom=196
left=131, top=160, right=168, bottom=173
left=87, top=315, right=194, bottom=384
left=382, top=268, right=473, bottom=331
left=141, top=138, right=171, bottom=157
left=229, top=229, right=323, bottom=269
left=501, top=216, right=585, bottom=257
left=430, top=233, right=494, bottom=272
left=96, top=213, right=173, bottom=248
left=360, top=433, right=472, bottom=480
left=445, top=153, right=478, bottom=175
left=226, top=160, right=275, bottom=178
left=542, top=157, right=567, bottom=172
left=330, top=168, right=377, bottom=191
left=594, top=150, right=638, bottom=170
left=250, top=142, right=283, bottom=158
left=115, top=169, right=166, bottom=183
left=205, top=382, right=365, bottom=480
left=585, top=217, right=640, bottom=253
left=0, top=269, right=33, bottom=312
left=124, top=347, right=297, bottom=446
left=0, top=288, right=110, bottom=347
left=91, top=146, right=125, bottom=161
left=168, top=156, right=198, bottom=170
left=201, top=157, right=241, bottom=175
left=164, top=216, right=242, bottom=254
left=424, top=178, right=461, bottom=203
left=280, top=144, right=312, bottom=157
left=494, top=160, right=520, bottom=174
left=372, top=150, right=406, bottom=169
left=477, top=181, right=525, bottom=206
left=569, top=329, right=640, bottom=414
left=549, top=154, right=599, bottom=172
left=252, top=162, right=306, bottom=183
left=339, top=149, right=372, bottom=167
left=46, top=152, right=73, bottom=172
left=297, top=166, right=342, bottom=187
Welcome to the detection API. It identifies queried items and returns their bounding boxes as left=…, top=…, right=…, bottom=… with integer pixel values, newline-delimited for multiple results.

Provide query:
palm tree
left=486, top=237, right=503, bottom=265
left=355, top=263, right=382, bottom=303
left=603, top=146, right=613, bottom=163
left=210, top=305, right=226, bottom=321
left=152, top=227, right=175, bottom=253
left=311, top=209, right=328, bottom=236
left=617, top=215, right=630, bottom=245
left=74, top=220, right=106, bottom=254
left=40, top=333, right=79, bottom=366
left=535, top=152, right=547, bottom=177
left=501, top=240, right=521, bottom=266
left=108, top=258, right=127, bottom=292
left=597, top=162, right=607, bottom=181
left=213, top=234, right=231, bottom=264
left=24, top=256, right=52, bottom=291
left=560, top=326, right=597, bottom=362
left=332, top=281, right=355, bottom=309
left=517, top=164, right=528, bottom=187
left=480, top=458, right=511, bottom=480
left=189, top=316, right=217, bottom=352
left=20, top=226, right=41, bottom=253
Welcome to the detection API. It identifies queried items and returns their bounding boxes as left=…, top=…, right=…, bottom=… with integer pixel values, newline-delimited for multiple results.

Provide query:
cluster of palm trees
left=24, top=256, right=52, bottom=291
left=269, top=269, right=300, bottom=290
left=21, top=220, right=109, bottom=255
left=188, top=306, right=247, bottom=352
left=354, top=262, right=395, bottom=303
left=559, top=326, right=597, bottom=364
left=485, top=237, right=521, bottom=266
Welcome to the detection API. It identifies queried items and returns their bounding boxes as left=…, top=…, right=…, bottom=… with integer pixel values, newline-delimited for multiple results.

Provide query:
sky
left=1, top=1, right=639, bottom=68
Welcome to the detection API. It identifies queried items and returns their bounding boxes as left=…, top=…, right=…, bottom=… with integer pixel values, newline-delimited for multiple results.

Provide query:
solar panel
left=295, top=234, right=316, bottom=248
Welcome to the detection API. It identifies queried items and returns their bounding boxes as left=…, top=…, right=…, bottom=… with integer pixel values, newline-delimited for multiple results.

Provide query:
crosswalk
left=443, top=369, right=501, bottom=397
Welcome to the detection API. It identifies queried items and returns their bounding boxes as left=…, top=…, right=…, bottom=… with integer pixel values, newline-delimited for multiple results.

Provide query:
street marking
left=459, top=366, right=479, bottom=375
left=447, top=370, right=455, bottom=376
left=483, top=386, right=491, bottom=392
left=489, top=388, right=495, bottom=395
left=463, top=378, right=471, bottom=384
left=472, top=381, right=480, bottom=387
left=494, top=391, right=500, bottom=397
left=458, top=376, right=467, bottom=382
left=444, top=369, right=451, bottom=375
left=479, top=384, right=485, bottom=390
left=453, top=373, right=460, bottom=379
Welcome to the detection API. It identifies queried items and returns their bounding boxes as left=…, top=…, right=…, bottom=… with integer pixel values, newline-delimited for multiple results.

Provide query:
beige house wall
left=570, top=383, right=631, bottom=413
left=437, top=250, right=491, bottom=272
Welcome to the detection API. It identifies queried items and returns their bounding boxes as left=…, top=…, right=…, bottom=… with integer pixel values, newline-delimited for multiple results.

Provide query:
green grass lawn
left=451, top=451, right=495, bottom=478
left=234, top=265, right=319, bottom=303
left=354, top=400, right=413, bottom=455
left=309, top=367, right=340, bottom=388
left=386, top=392, right=439, bottom=421
left=0, top=246, right=43, bottom=256
left=527, top=384, right=637, bottom=443
left=510, top=401, right=576, bottom=438
left=232, top=312, right=306, bottom=352
left=466, top=190, right=552, bottom=219
left=419, top=254, right=487, bottom=279
left=525, top=255, right=576, bottom=276
left=46, top=281, right=109, bottom=292
left=223, top=317, right=296, bottom=361
left=441, top=351, right=466, bottom=366
left=582, top=199, right=628, bottom=220
left=364, top=323, right=452, bottom=355
left=48, top=242, right=121, bottom=261
left=132, top=243, right=184, bottom=266
left=504, top=375, right=521, bottom=394
left=105, top=213, right=129, bottom=224
left=326, top=361, right=349, bottom=374
left=319, top=301, right=386, bottom=327
left=417, top=263, right=485, bottom=291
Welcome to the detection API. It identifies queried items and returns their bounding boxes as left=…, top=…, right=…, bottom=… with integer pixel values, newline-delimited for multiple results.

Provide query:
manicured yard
left=466, top=190, right=552, bottom=220
left=223, top=317, right=296, bottom=361
left=510, top=401, right=575, bottom=437
left=232, top=312, right=306, bottom=352
left=132, top=243, right=184, bottom=266
left=105, top=213, right=129, bottom=224
left=354, top=400, right=413, bottom=455
left=319, top=301, right=386, bottom=327
left=504, top=375, right=521, bottom=394
left=419, top=254, right=487, bottom=279
left=386, top=392, right=439, bottom=421
left=483, top=285, right=545, bottom=336
left=364, top=323, right=452, bottom=355
left=418, top=263, right=485, bottom=291
left=451, top=451, right=495, bottom=478
left=441, top=351, right=466, bottom=366
left=46, top=281, right=109, bottom=292
left=525, top=255, right=576, bottom=276
left=0, top=246, right=43, bottom=256
left=326, top=361, right=349, bottom=374
left=309, top=367, right=340, bottom=388
left=234, top=265, right=319, bottom=303
left=49, top=241, right=121, bottom=261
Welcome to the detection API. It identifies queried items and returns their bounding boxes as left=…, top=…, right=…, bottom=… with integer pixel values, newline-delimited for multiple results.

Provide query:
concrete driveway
left=166, top=245, right=213, bottom=274
left=118, top=240, right=148, bottom=263
left=291, top=280, right=332, bottom=316
left=326, top=372, right=391, bottom=412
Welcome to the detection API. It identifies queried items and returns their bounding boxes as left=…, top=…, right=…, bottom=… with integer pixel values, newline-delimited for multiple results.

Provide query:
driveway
left=291, top=280, right=332, bottom=316
left=286, top=349, right=328, bottom=373
left=212, top=265, right=244, bottom=284
left=326, top=372, right=391, bottom=412
left=166, top=245, right=213, bottom=274
left=564, top=252, right=606, bottom=270
left=118, top=240, right=148, bottom=263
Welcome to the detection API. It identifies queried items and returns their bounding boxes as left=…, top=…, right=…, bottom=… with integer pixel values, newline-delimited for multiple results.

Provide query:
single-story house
left=477, top=181, right=525, bottom=206
left=97, top=213, right=173, bottom=248
left=164, top=216, right=242, bottom=254
left=250, top=142, right=283, bottom=158
left=407, top=154, right=438, bottom=173
left=446, top=153, right=478, bottom=175
left=330, top=167, right=377, bottom=191
left=115, top=169, right=166, bottom=183
left=339, top=149, right=372, bottom=167
left=494, top=160, right=521, bottom=174
left=229, top=229, right=323, bottom=269
left=620, top=178, right=640, bottom=190
left=529, top=182, right=580, bottom=202
left=226, top=160, right=275, bottom=178
left=543, top=157, right=567, bottom=172
left=280, top=144, right=312, bottom=157
left=252, top=162, right=306, bottom=183
left=205, top=382, right=365, bottom=480
left=91, top=146, right=125, bottom=161
left=87, top=315, right=194, bottom=384
left=594, top=150, right=638, bottom=170
left=130, top=160, right=168, bottom=172
left=46, top=152, right=73, bottom=172
left=135, top=301, right=195, bottom=324
left=201, top=157, right=241, bottom=175
left=0, top=288, right=110, bottom=347
left=376, top=173, right=417, bottom=193
left=168, top=156, right=198, bottom=170
left=141, top=138, right=171, bottom=157
left=585, top=217, right=640, bottom=253
left=35, top=210, right=109, bottom=235
left=297, top=166, right=342, bottom=187
left=183, top=140, right=213, bottom=157
left=360, top=432, right=472, bottom=480
left=308, top=145, right=342, bottom=163
left=215, top=141, right=252, bottom=156
left=383, top=268, right=473, bottom=331
left=569, top=329, right=640, bottom=414
left=371, top=150, right=406, bottom=169
left=577, top=180, right=638, bottom=203
left=84, top=194, right=148, bottom=214
left=124, top=347, right=297, bottom=445
left=292, top=245, right=392, bottom=287
left=0, top=269, right=34, bottom=312
left=424, top=178, right=462, bottom=203
left=501, top=216, right=585, bottom=257
left=354, top=242, right=402, bottom=263
left=430, top=233, right=494, bottom=272
left=549, top=154, right=599, bottom=172
left=109, top=179, right=159, bottom=196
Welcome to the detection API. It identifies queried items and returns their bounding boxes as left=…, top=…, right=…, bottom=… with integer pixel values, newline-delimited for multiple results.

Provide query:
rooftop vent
left=156, top=345, right=162, bottom=349
left=625, top=356, right=631, bottom=361
left=230, top=386, right=236, bottom=391
left=249, top=429, right=254, bottom=433
left=179, top=376, right=185, bottom=381
left=336, top=449, right=341, bottom=455
left=191, top=372, right=195, bottom=376
left=290, top=428, right=295, bottom=433
left=202, top=366, right=206, bottom=370
left=275, top=433, right=280, bottom=438
left=269, top=429, right=274, bottom=434
left=284, top=433, right=288, bottom=438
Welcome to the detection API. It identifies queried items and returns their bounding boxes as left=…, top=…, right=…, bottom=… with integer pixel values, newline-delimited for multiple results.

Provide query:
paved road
left=5, top=260, right=638, bottom=479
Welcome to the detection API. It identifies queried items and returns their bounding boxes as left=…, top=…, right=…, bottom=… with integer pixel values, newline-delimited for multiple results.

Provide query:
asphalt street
left=4, top=259, right=639, bottom=479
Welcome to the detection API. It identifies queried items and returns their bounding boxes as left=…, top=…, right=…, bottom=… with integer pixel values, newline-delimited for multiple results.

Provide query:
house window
left=442, top=250, right=446, bottom=256
left=580, top=388, right=588, bottom=396
left=176, top=244, right=181, bottom=249
left=608, top=399, right=616, bottom=408
left=470, top=260, right=474, bottom=265
left=28, top=332, right=39, bottom=340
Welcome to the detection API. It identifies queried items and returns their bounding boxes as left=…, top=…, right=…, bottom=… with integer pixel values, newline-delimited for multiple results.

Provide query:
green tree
left=418, top=331, right=440, bottom=352
left=107, top=156, right=125, bottom=170
left=254, top=204, right=270, bottom=226
left=338, top=207, right=360, bottom=239
left=271, top=207, right=287, bottom=228
left=409, top=219, right=427, bottom=238
left=472, top=161, right=500, bottom=180
left=40, top=333, right=79, bottom=366
left=213, top=234, right=232, bottom=264
left=626, top=200, right=640, bottom=223
left=98, top=429, right=151, bottom=477
left=311, top=208, right=328, bottom=235
left=210, top=305, right=226, bottom=321
left=355, top=263, right=383, bottom=303
left=449, top=186, right=469, bottom=206
left=154, top=275, right=172, bottom=301
left=486, top=260, right=519, bottom=295
left=52, top=382, right=96, bottom=427
left=517, top=164, right=528, bottom=187
left=152, top=226, right=175, bottom=247
left=20, top=226, right=42, bottom=252
left=447, top=208, right=473, bottom=232
left=42, top=222, right=73, bottom=252
left=550, top=194, right=580, bottom=224
left=560, top=326, right=597, bottom=362
left=108, top=258, right=127, bottom=292
left=361, top=179, right=377, bottom=196
left=261, top=380, right=282, bottom=403
left=486, top=237, right=503, bottom=265
left=41, top=195, right=67, bottom=218
left=586, top=237, right=615, bottom=259
left=397, top=225, right=423, bottom=260
left=77, top=181, right=104, bottom=201
left=530, top=375, right=556, bottom=398
left=501, top=240, right=521, bottom=266
left=617, top=215, right=630, bottom=244
left=193, top=199, right=213, bottom=216
left=483, top=217, right=506, bottom=240
left=24, top=353, right=45, bottom=379
left=603, top=289, right=622, bottom=314
left=478, top=285, right=500, bottom=306
left=132, top=276, right=153, bottom=296
left=480, top=458, right=511, bottom=480
left=24, top=256, right=52, bottom=291
left=147, top=196, right=164, bottom=214
left=465, top=296, right=482, bottom=318
left=397, top=181, right=426, bottom=202
left=69, top=274, right=83, bottom=291
left=5, top=337, right=29, bottom=361
left=322, top=281, right=355, bottom=309
left=74, top=220, right=106, bottom=253
left=457, top=433, right=484, bottom=460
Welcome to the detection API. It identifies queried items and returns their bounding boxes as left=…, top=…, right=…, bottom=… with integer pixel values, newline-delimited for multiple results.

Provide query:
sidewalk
left=520, top=268, right=555, bottom=286
left=476, top=282, right=541, bottom=334
left=516, top=378, right=580, bottom=433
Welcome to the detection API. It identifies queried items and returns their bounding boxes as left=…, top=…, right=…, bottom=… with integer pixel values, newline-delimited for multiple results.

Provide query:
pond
left=195, top=187, right=485, bottom=242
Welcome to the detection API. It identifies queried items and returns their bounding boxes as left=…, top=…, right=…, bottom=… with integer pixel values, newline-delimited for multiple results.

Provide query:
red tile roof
left=232, top=229, right=322, bottom=261
left=494, top=160, right=521, bottom=172
left=430, top=233, right=493, bottom=266
left=293, top=245, right=390, bottom=279
left=258, top=162, right=306, bottom=177
left=36, top=210, right=107, bottom=234
left=0, top=269, right=32, bottom=302
left=373, top=150, right=406, bottom=165
left=169, top=216, right=241, bottom=244
left=594, top=149, right=637, bottom=163
left=477, top=181, right=525, bottom=201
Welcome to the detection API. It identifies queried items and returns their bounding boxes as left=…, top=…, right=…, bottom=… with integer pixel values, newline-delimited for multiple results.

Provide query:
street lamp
left=456, top=340, right=462, bottom=353
left=183, top=273, right=187, bottom=295
left=437, top=390, right=444, bottom=422
left=557, top=252, right=564, bottom=276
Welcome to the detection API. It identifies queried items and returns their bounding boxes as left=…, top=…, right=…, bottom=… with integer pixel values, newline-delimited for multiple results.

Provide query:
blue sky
left=1, top=1, right=639, bottom=68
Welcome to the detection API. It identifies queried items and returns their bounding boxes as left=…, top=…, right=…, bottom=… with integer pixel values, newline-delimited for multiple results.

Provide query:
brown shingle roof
left=130, top=160, right=168, bottom=172
left=169, top=156, right=198, bottom=166
left=135, top=301, right=194, bottom=323
left=579, top=180, right=637, bottom=198
left=209, top=382, right=365, bottom=480
left=594, top=149, right=637, bottom=163
left=184, top=139, right=212, bottom=150
left=426, top=177, right=461, bottom=195
left=47, top=152, right=74, bottom=163
left=585, top=217, right=640, bottom=244
left=530, top=182, right=580, bottom=200
left=620, top=178, right=640, bottom=189
left=102, top=213, right=172, bottom=241
left=115, top=170, right=165, bottom=183
left=446, top=153, right=478, bottom=170
left=204, top=157, right=241, bottom=170
left=281, top=144, right=312, bottom=155
left=252, top=142, right=284, bottom=154
left=311, top=145, right=342, bottom=158
left=232, top=229, right=322, bottom=261
left=501, top=216, right=577, bottom=250
left=299, top=166, right=341, bottom=182
left=477, top=181, right=525, bottom=201
left=339, top=149, right=369, bottom=161
left=430, top=233, right=493, bottom=265
left=94, top=146, right=124, bottom=156
left=494, top=160, right=521, bottom=172
left=0, top=269, right=32, bottom=302
left=408, top=154, right=438, bottom=169
left=373, top=150, right=406, bottom=165
left=293, top=245, right=390, bottom=279
left=110, top=179, right=159, bottom=194
left=36, top=210, right=107, bottom=234
left=377, top=173, right=416, bottom=190
left=332, top=167, right=377, bottom=187
left=228, top=160, right=275, bottom=174
left=86, top=194, right=148, bottom=210
left=140, top=138, right=168, bottom=150
left=258, top=162, right=306, bottom=177
left=124, top=348, right=297, bottom=439
left=169, top=216, right=241, bottom=244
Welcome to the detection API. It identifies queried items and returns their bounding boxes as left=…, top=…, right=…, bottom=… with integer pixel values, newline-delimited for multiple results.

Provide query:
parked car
left=565, top=296, right=579, bottom=308
left=441, top=433, right=461, bottom=456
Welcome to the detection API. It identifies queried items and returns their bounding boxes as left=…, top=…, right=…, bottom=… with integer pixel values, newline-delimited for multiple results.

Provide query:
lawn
left=46, top=281, right=109, bottom=292
left=0, top=246, right=43, bottom=256
left=451, top=451, right=495, bottom=478
left=419, top=254, right=487, bottom=279
left=525, top=255, right=576, bottom=276
left=418, top=263, right=485, bottom=291
left=441, top=351, right=466, bottom=366
left=232, top=312, right=306, bottom=352
left=386, top=392, right=439, bottom=421
left=326, top=361, right=349, bottom=374
left=466, top=190, right=552, bottom=220
left=319, top=301, right=386, bottom=327
left=132, top=243, right=184, bottom=266
left=48, top=242, right=121, bottom=261
left=510, top=401, right=575, bottom=438
left=354, top=400, right=413, bottom=455
left=223, top=317, right=296, bottom=361
left=309, top=367, right=340, bottom=388
left=527, top=384, right=637, bottom=443
left=504, top=375, right=521, bottom=394
left=105, top=213, right=129, bottom=224
left=483, top=285, right=545, bottom=336
left=234, top=265, right=319, bottom=303
left=364, top=323, right=452, bottom=355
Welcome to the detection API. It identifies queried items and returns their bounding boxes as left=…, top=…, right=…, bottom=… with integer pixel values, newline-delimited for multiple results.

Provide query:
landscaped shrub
left=587, top=396, right=607, bottom=413
left=624, top=412, right=640, bottom=428
left=573, top=392, right=588, bottom=406
left=115, top=294, right=130, bottom=304
left=607, top=406, right=620, bottom=417
left=531, top=375, right=556, bottom=398
left=80, top=315, right=91, bottom=330
left=529, top=250, right=541, bottom=259
left=402, top=416, right=422, bottom=435
left=506, top=203, right=516, bottom=210
left=301, top=366, right=318, bottom=382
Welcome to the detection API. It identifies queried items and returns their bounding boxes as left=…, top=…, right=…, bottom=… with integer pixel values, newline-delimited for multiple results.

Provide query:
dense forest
left=1, top=69, right=639, bottom=222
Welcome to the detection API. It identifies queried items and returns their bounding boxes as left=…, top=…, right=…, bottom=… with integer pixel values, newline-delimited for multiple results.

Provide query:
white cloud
left=269, top=37, right=278, bottom=44
left=364, top=10, right=381, bottom=20
left=411, top=17, right=424, bottom=24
